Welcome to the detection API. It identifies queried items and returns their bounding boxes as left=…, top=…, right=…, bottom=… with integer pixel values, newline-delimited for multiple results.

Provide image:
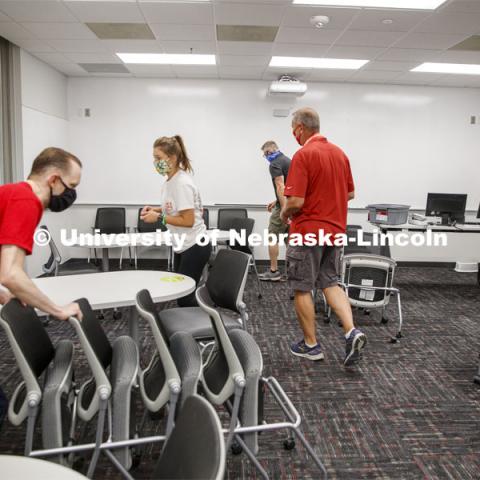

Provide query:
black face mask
left=49, top=180, right=77, bottom=212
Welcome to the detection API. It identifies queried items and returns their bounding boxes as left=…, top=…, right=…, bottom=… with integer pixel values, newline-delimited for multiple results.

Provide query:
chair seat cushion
left=159, top=307, right=242, bottom=340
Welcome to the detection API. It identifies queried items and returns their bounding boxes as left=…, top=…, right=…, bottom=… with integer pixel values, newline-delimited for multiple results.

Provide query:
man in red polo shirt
left=281, top=107, right=366, bottom=366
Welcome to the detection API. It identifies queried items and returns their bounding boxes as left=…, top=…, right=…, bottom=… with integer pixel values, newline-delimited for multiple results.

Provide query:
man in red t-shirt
left=281, top=107, right=366, bottom=366
left=0, top=147, right=83, bottom=320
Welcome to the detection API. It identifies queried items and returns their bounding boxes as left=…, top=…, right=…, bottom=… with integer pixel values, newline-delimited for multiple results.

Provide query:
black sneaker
left=344, top=329, right=367, bottom=366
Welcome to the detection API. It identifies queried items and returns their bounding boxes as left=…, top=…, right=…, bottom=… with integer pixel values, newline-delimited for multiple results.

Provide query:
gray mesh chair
left=196, top=273, right=328, bottom=479
left=326, top=253, right=403, bottom=343
left=152, top=395, right=225, bottom=480
left=40, top=225, right=100, bottom=277
left=217, top=208, right=248, bottom=231
left=70, top=298, right=139, bottom=477
left=135, top=289, right=202, bottom=435
left=0, top=300, right=75, bottom=465
left=158, top=249, right=249, bottom=343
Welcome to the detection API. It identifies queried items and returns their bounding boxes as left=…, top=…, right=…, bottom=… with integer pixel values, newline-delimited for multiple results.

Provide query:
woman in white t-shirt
left=141, top=135, right=211, bottom=307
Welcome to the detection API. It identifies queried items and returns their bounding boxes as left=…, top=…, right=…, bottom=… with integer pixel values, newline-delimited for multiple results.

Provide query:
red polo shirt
left=285, top=135, right=354, bottom=237
left=0, top=182, right=43, bottom=255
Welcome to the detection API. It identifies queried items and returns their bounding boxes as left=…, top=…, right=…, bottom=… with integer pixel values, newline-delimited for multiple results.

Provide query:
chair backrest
left=230, top=217, right=255, bottom=255
left=40, top=225, right=62, bottom=276
left=69, top=299, right=112, bottom=420
left=0, top=300, right=55, bottom=421
left=202, top=208, right=210, bottom=229
left=137, top=208, right=167, bottom=233
left=153, top=395, right=225, bottom=480
left=342, top=253, right=396, bottom=307
left=205, top=249, right=250, bottom=313
left=217, top=208, right=248, bottom=230
left=344, top=231, right=391, bottom=258
left=94, top=207, right=126, bottom=234
left=135, top=289, right=181, bottom=412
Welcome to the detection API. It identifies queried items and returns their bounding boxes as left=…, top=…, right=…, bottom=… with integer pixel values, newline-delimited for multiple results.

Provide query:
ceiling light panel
left=270, top=56, right=369, bottom=69
left=292, top=0, right=448, bottom=10
left=117, top=53, right=216, bottom=65
left=411, top=62, right=480, bottom=75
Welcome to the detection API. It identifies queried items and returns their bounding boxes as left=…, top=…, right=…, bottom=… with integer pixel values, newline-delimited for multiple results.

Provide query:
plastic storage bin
left=367, top=204, right=410, bottom=225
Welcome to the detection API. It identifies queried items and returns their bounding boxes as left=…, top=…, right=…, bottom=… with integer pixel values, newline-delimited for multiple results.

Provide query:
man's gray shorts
left=286, top=245, right=341, bottom=292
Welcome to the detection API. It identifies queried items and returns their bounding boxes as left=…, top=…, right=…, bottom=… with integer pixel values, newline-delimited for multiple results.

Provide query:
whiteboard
left=67, top=78, right=480, bottom=209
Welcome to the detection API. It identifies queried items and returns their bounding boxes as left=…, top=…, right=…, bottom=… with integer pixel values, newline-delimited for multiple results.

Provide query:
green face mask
left=154, top=158, right=171, bottom=176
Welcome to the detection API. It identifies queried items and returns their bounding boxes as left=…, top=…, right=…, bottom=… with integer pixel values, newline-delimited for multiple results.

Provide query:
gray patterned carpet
left=0, top=265, right=479, bottom=479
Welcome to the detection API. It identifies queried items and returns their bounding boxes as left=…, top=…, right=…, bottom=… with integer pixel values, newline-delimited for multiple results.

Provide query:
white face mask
left=154, top=158, right=171, bottom=176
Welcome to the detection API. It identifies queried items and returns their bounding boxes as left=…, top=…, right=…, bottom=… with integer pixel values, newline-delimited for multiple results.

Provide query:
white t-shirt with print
left=160, top=170, right=207, bottom=253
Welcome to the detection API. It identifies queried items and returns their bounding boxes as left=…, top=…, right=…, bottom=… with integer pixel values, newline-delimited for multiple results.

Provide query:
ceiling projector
left=268, top=76, right=308, bottom=96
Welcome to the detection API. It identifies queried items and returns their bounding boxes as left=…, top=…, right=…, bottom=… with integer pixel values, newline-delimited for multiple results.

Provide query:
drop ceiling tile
left=0, top=21, right=35, bottom=40
left=51, top=63, right=89, bottom=77
left=160, top=40, right=216, bottom=54
left=64, top=52, right=121, bottom=63
left=171, top=65, right=218, bottom=78
left=441, top=0, right=480, bottom=14
left=350, top=9, right=429, bottom=33
left=431, top=75, right=480, bottom=87
left=9, top=37, right=55, bottom=52
left=272, top=42, right=329, bottom=57
left=275, top=27, right=342, bottom=44
left=349, top=69, right=401, bottom=82
left=434, top=50, right=480, bottom=62
left=326, top=45, right=385, bottom=59
left=218, top=54, right=269, bottom=66
left=102, top=39, right=164, bottom=53
left=150, top=24, right=215, bottom=41
left=394, top=33, right=469, bottom=50
left=308, top=69, right=355, bottom=81
left=393, top=71, right=445, bottom=86
left=336, top=30, right=405, bottom=48
left=64, top=1, right=144, bottom=23
left=33, top=52, right=71, bottom=64
left=377, top=48, right=442, bottom=62
left=217, top=41, right=273, bottom=55
left=414, top=12, right=480, bottom=35
left=126, top=64, right=175, bottom=78
left=363, top=60, right=418, bottom=72
left=217, top=25, right=278, bottom=42
left=214, top=3, right=285, bottom=26
left=86, top=23, right=155, bottom=40
left=45, top=39, right=109, bottom=53
left=21, top=22, right=97, bottom=40
left=262, top=69, right=309, bottom=81
left=218, top=65, right=265, bottom=78
left=0, top=1, right=77, bottom=23
left=79, top=63, right=131, bottom=74
left=140, top=2, right=213, bottom=25
left=282, top=6, right=359, bottom=30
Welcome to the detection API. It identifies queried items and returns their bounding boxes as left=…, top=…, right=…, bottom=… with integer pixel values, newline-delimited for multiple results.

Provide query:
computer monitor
left=425, top=193, right=467, bottom=225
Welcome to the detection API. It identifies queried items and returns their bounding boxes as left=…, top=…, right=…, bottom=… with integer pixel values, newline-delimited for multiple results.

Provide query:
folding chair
left=326, top=253, right=403, bottom=343
left=69, top=298, right=139, bottom=478
left=0, top=300, right=76, bottom=465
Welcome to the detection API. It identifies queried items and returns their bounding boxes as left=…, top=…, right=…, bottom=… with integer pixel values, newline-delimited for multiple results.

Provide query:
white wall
left=67, top=78, right=480, bottom=209
left=20, top=51, right=70, bottom=277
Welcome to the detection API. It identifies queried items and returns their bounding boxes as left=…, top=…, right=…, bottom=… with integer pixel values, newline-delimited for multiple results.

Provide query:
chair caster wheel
left=113, top=311, right=122, bottom=320
left=381, top=317, right=389, bottom=324
left=474, top=376, right=480, bottom=385
left=257, top=294, right=263, bottom=299
left=323, top=316, right=330, bottom=324
left=290, top=295, right=295, bottom=300
left=131, top=451, right=142, bottom=470
left=97, top=313, right=104, bottom=320
left=364, top=309, right=371, bottom=316
left=283, top=438, right=295, bottom=450
left=231, top=442, right=243, bottom=455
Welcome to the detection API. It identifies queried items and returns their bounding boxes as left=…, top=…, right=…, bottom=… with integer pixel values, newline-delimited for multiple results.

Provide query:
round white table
left=0, top=455, right=88, bottom=480
left=33, top=270, right=195, bottom=343
left=70, top=230, right=233, bottom=272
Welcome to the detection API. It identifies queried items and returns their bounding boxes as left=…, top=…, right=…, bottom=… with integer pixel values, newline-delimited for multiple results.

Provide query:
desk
left=372, top=222, right=480, bottom=234
left=33, top=271, right=195, bottom=343
left=0, top=455, right=88, bottom=479
left=71, top=230, right=232, bottom=272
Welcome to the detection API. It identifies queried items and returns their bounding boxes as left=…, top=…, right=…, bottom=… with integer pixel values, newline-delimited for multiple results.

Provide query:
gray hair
left=260, top=140, right=278, bottom=151
left=292, top=107, right=320, bottom=132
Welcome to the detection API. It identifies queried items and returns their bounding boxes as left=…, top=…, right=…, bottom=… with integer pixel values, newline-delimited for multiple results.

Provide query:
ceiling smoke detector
left=269, top=75, right=308, bottom=96
left=310, top=15, right=330, bottom=28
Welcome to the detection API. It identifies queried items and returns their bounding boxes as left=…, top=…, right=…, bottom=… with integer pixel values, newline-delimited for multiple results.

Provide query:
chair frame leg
left=24, top=405, right=38, bottom=456
left=86, top=398, right=108, bottom=478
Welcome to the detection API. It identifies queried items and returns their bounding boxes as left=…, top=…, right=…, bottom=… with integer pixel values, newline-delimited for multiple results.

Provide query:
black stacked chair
left=217, top=208, right=248, bottom=231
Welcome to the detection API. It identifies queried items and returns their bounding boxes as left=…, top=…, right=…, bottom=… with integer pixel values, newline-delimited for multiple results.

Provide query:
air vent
left=86, top=23, right=155, bottom=40
left=216, top=25, right=278, bottom=42
left=79, top=64, right=131, bottom=74
left=449, top=35, right=480, bottom=52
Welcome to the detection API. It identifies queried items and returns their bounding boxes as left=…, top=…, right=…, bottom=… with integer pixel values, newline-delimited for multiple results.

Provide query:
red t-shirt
left=285, top=135, right=354, bottom=237
left=0, top=182, right=44, bottom=255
